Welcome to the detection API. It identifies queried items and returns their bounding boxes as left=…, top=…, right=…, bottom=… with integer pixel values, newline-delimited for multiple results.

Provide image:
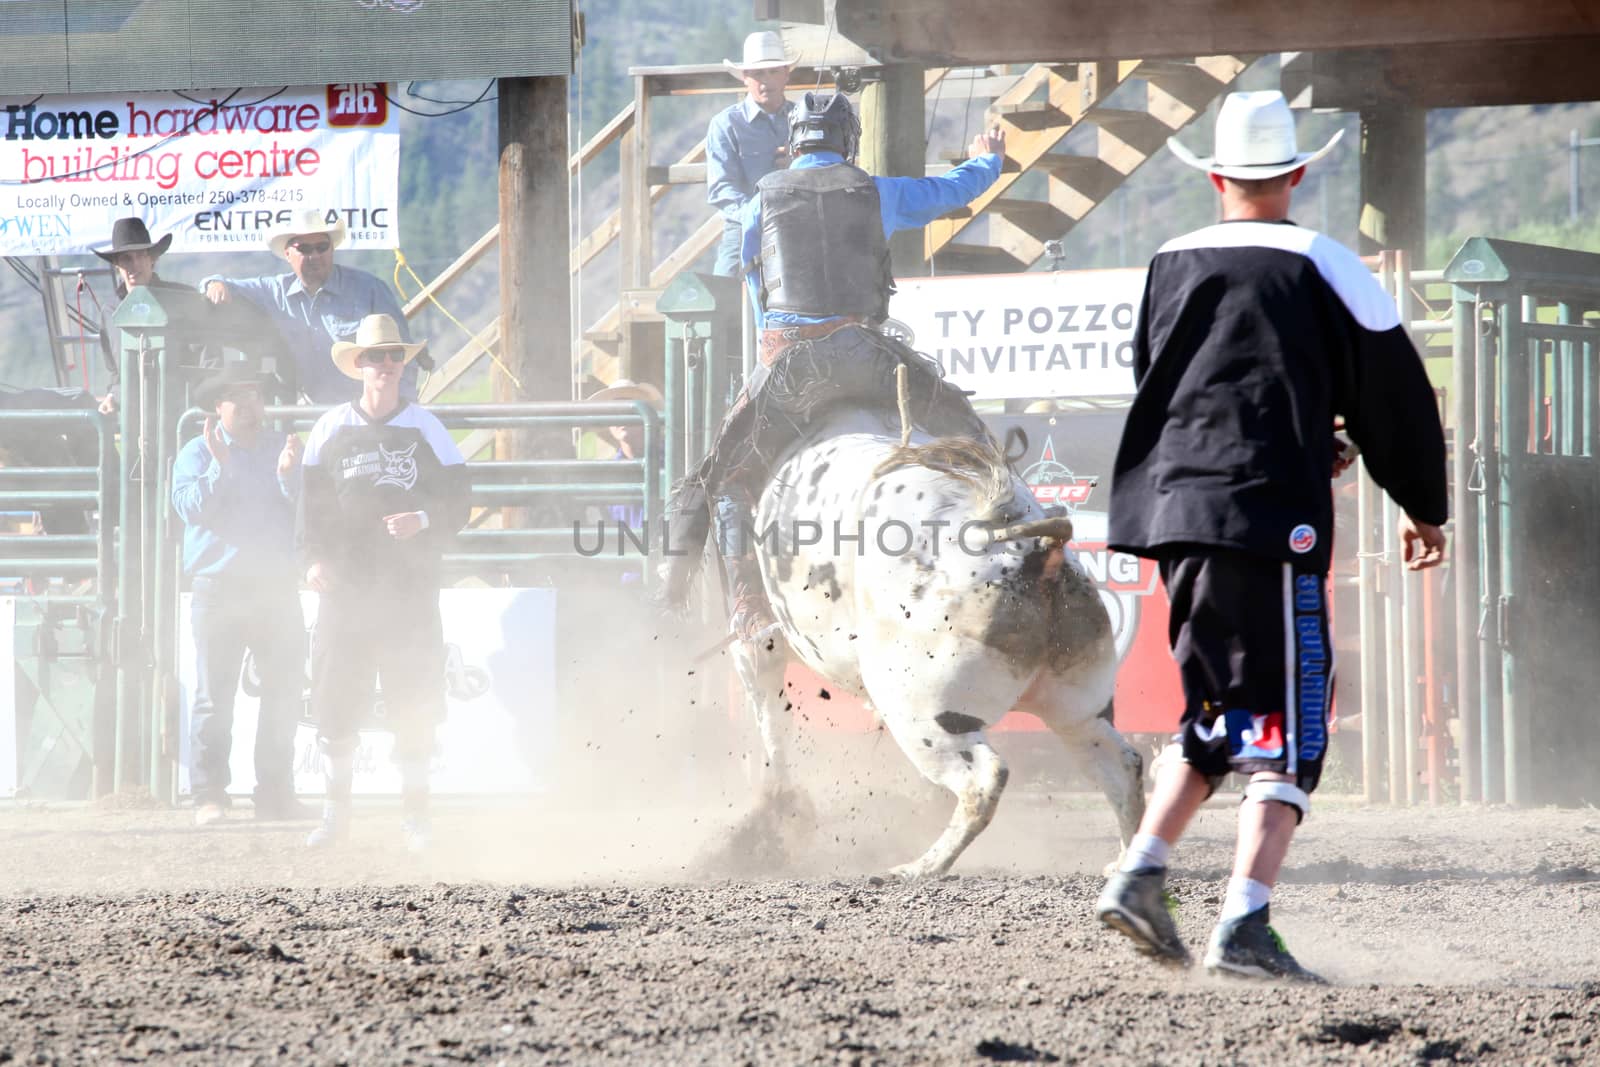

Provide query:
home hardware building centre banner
left=0, top=84, right=399, bottom=256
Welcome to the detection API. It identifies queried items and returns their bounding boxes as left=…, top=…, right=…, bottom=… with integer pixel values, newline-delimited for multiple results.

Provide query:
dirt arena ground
left=1, top=737, right=1597, bottom=1067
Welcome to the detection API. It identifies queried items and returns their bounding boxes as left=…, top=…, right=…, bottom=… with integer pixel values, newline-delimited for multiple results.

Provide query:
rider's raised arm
left=874, top=152, right=1003, bottom=235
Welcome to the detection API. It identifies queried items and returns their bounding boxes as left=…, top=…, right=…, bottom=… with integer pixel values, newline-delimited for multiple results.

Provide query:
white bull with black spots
left=731, top=409, right=1146, bottom=880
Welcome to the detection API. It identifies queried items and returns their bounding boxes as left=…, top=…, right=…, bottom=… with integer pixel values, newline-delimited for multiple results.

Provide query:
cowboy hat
left=723, top=30, right=794, bottom=77
left=1167, top=90, right=1343, bottom=181
left=330, top=313, right=426, bottom=380
left=587, top=377, right=664, bottom=410
left=93, top=217, right=172, bottom=262
left=267, top=206, right=348, bottom=259
left=192, top=360, right=271, bottom=410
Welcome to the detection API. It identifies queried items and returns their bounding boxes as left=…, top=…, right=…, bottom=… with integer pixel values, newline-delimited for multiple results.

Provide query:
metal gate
left=1446, top=237, right=1600, bottom=806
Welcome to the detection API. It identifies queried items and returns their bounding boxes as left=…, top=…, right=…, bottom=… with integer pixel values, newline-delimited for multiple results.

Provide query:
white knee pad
left=1243, top=778, right=1310, bottom=821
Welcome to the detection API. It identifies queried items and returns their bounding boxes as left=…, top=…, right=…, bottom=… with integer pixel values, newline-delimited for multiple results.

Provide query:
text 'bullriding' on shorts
left=1158, top=548, right=1331, bottom=797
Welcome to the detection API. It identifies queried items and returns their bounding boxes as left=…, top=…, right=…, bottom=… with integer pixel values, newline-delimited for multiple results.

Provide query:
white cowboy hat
left=723, top=31, right=794, bottom=77
left=330, top=313, right=425, bottom=380
left=268, top=206, right=349, bottom=259
left=1167, top=90, right=1343, bottom=181
left=587, top=377, right=664, bottom=410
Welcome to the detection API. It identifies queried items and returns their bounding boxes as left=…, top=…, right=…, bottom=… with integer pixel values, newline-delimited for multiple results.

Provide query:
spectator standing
left=172, top=362, right=312, bottom=826
left=586, top=377, right=663, bottom=531
left=706, top=31, right=796, bottom=276
left=95, top=218, right=192, bottom=406
left=1093, top=91, right=1448, bottom=982
left=297, top=314, right=469, bottom=852
left=202, top=208, right=418, bottom=405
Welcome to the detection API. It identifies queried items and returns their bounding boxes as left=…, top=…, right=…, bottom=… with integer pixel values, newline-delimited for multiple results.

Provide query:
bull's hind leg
left=859, top=658, right=1014, bottom=881
left=1025, top=667, right=1147, bottom=869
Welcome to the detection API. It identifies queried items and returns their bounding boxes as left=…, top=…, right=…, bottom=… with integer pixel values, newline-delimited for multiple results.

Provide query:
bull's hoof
left=886, top=859, right=938, bottom=882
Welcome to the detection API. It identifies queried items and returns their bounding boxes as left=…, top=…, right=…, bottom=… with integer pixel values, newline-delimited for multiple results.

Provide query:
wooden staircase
left=926, top=56, right=1254, bottom=272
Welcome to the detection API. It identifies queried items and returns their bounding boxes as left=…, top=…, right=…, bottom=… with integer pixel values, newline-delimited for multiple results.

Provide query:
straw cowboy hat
left=723, top=31, right=794, bottom=76
left=93, top=217, right=171, bottom=262
left=268, top=206, right=348, bottom=259
left=330, top=314, right=425, bottom=380
left=587, top=378, right=664, bottom=409
left=1167, top=90, right=1343, bottom=181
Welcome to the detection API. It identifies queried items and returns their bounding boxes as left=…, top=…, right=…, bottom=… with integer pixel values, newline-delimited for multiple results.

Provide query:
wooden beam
left=498, top=75, right=572, bottom=420
left=569, top=102, right=634, bottom=175
left=832, top=0, right=1600, bottom=65
left=1284, top=38, right=1600, bottom=109
left=1359, top=104, right=1426, bottom=266
left=859, top=62, right=927, bottom=277
left=572, top=141, right=706, bottom=274
left=629, top=64, right=841, bottom=97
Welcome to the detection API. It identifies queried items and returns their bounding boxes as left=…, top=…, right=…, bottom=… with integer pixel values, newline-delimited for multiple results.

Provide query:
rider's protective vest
left=755, top=163, right=893, bottom=323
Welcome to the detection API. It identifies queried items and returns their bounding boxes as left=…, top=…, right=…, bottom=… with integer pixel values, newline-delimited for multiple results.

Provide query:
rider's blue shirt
left=739, top=149, right=1003, bottom=328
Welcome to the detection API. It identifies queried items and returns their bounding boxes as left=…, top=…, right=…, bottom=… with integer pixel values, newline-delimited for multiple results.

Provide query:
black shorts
left=1158, top=549, right=1332, bottom=794
left=310, top=584, right=446, bottom=759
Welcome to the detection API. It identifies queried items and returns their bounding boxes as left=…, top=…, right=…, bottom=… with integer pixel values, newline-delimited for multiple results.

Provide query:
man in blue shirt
left=172, top=362, right=312, bottom=826
left=202, top=207, right=418, bottom=405
left=661, top=91, right=1006, bottom=637
left=706, top=31, right=796, bottom=276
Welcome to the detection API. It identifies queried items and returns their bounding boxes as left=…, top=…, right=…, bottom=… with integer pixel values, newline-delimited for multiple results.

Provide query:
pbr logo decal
left=1289, top=523, right=1317, bottom=554
left=1021, top=434, right=1098, bottom=513
left=373, top=442, right=419, bottom=490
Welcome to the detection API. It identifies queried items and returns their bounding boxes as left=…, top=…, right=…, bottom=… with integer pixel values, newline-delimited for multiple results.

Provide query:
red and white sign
left=0, top=85, right=400, bottom=256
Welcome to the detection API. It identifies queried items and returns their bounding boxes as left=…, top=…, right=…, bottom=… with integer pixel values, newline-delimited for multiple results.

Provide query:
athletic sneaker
left=1203, top=905, right=1327, bottom=983
left=1095, top=868, right=1190, bottom=966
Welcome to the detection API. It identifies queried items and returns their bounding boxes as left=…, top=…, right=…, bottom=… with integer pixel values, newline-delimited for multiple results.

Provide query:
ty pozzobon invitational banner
left=0, top=84, right=399, bottom=256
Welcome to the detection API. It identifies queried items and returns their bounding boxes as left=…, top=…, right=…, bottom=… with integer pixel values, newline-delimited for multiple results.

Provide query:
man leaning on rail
left=201, top=208, right=419, bottom=406
left=659, top=90, right=1005, bottom=640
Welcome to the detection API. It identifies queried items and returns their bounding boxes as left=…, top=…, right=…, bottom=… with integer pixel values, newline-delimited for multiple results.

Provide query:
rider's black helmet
left=789, top=91, right=861, bottom=163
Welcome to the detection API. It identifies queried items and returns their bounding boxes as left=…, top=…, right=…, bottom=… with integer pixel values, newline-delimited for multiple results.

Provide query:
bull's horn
left=987, top=515, right=1074, bottom=544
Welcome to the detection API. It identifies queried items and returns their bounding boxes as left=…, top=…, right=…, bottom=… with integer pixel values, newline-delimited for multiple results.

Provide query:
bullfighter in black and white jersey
left=297, top=313, right=470, bottom=852
left=1094, top=91, right=1448, bottom=982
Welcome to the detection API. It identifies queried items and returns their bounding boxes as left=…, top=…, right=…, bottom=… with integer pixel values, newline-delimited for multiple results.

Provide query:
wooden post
left=496, top=75, right=571, bottom=516
left=1358, top=103, right=1426, bottom=265
left=858, top=63, right=928, bottom=277
left=617, top=76, right=653, bottom=378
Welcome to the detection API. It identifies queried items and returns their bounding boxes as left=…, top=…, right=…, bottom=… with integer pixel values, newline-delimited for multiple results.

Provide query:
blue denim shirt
left=203, top=265, right=418, bottom=405
left=706, top=96, right=795, bottom=275
left=739, top=150, right=1004, bottom=327
left=171, top=428, right=299, bottom=580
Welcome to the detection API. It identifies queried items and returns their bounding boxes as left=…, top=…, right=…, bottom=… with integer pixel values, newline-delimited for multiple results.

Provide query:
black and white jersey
left=1107, top=220, right=1447, bottom=574
left=297, top=400, right=469, bottom=588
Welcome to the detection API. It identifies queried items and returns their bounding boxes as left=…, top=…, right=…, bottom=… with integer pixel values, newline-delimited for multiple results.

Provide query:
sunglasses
left=289, top=240, right=332, bottom=255
left=358, top=348, right=408, bottom=365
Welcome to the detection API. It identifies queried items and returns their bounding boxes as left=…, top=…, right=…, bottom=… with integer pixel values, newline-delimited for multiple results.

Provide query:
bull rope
left=895, top=363, right=911, bottom=447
